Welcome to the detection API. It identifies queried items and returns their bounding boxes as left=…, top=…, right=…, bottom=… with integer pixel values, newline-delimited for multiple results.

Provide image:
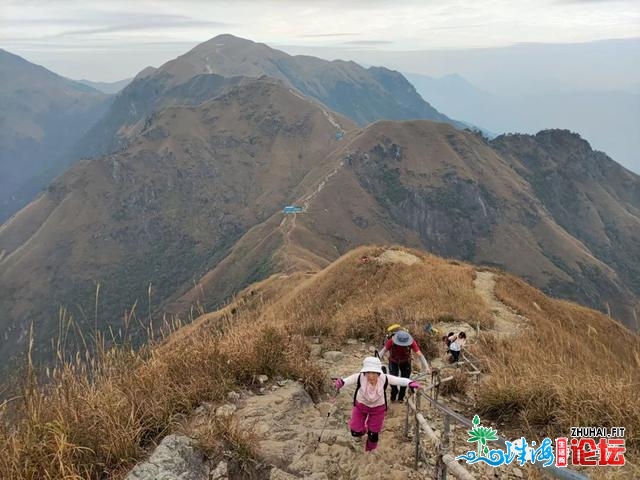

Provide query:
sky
left=2, top=0, right=639, bottom=82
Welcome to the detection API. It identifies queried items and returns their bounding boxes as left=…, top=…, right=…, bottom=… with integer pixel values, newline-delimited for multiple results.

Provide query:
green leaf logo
left=467, top=415, right=499, bottom=456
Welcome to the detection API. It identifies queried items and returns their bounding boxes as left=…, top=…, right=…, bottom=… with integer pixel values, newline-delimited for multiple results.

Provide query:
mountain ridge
left=0, top=76, right=354, bottom=368
left=71, top=34, right=463, bottom=162
left=165, top=118, right=640, bottom=329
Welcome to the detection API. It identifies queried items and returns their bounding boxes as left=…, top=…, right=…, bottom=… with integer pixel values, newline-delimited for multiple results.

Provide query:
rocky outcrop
left=124, top=435, right=209, bottom=480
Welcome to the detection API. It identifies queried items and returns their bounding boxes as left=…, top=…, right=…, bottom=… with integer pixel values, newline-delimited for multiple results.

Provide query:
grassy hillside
left=0, top=77, right=355, bottom=370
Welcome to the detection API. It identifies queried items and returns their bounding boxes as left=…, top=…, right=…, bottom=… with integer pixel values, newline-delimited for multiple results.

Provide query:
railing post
left=431, top=370, right=437, bottom=399
left=404, top=392, right=410, bottom=439
left=414, top=392, right=421, bottom=470
left=440, top=414, right=451, bottom=480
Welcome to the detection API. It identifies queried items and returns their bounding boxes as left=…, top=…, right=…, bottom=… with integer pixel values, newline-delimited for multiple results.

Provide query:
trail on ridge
left=473, top=271, right=526, bottom=337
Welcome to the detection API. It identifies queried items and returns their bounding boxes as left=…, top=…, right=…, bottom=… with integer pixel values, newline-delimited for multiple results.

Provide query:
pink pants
left=349, top=402, right=386, bottom=451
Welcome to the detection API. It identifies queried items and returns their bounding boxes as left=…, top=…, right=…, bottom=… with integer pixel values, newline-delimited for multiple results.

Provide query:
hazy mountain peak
left=73, top=35, right=461, bottom=164
left=493, top=128, right=595, bottom=164
left=199, top=33, right=266, bottom=48
left=185, top=33, right=285, bottom=61
left=0, top=49, right=58, bottom=81
left=134, top=66, right=157, bottom=80
left=534, top=128, right=590, bottom=148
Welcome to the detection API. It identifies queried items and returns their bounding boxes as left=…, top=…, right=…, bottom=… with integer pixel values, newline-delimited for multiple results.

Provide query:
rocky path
left=223, top=335, right=531, bottom=480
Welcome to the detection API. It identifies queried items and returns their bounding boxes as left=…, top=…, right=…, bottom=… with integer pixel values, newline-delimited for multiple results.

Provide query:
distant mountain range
left=0, top=36, right=464, bottom=223
left=406, top=72, right=640, bottom=174
left=0, top=49, right=111, bottom=223
left=77, top=77, right=132, bottom=94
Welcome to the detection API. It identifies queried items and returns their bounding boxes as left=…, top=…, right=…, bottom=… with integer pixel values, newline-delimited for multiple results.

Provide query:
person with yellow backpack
left=377, top=324, right=431, bottom=403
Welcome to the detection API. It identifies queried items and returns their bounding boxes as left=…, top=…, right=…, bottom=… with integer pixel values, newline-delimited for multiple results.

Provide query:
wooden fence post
left=440, top=414, right=451, bottom=480
left=404, top=394, right=410, bottom=439
left=415, top=393, right=421, bottom=470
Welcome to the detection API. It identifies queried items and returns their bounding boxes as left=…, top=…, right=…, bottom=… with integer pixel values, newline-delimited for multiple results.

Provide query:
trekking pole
left=316, top=383, right=340, bottom=450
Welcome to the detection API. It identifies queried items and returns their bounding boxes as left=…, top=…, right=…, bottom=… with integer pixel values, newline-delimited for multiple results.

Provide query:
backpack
left=353, top=373, right=390, bottom=410
left=389, top=343, right=412, bottom=364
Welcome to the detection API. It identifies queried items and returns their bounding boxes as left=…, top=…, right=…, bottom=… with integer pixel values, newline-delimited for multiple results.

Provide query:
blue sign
left=283, top=206, right=304, bottom=214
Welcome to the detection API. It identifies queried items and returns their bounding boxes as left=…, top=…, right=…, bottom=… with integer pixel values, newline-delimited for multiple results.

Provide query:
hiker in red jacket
left=334, top=356, right=421, bottom=452
left=378, top=328, right=430, bottom=402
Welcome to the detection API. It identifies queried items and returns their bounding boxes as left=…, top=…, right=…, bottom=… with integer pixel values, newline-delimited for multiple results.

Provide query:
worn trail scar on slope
left=474, top=271, right=525, bottom=337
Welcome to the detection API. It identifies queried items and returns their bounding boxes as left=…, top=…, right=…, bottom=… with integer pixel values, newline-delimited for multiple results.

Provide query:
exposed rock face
left=124, top=435, right=209, bottom=480
left=492, top=130, right=640, bottom=321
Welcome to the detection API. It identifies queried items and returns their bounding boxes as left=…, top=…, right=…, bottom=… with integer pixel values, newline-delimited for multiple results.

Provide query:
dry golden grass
left=187, top=415, right=263, bottom=478
left=438, top=370, right=470, bottom=396
left=0, top=307, right=323, bottom=479
left=274, top=245, right=493, bottom=341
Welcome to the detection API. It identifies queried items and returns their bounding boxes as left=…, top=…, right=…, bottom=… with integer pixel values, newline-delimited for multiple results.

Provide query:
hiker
left=385, top=323, right=403, bottom=339
left=448, top=331, right=467, bottom=362
left=378, top=327, right=431, bottom=402
left=379, top=323, right=403, bottom=355
left=334, top=356, right=421, bottom=452
left=442, top=331, right=456, bottom=358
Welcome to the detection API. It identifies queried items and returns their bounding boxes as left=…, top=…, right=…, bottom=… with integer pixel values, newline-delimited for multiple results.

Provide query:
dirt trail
left=473, top=271, right=526, bottom=337
left=276, top=90, right=348, bottom=269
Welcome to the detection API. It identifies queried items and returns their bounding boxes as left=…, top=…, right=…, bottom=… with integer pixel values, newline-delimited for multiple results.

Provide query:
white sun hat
left=360, top=356, right=383, bottom=374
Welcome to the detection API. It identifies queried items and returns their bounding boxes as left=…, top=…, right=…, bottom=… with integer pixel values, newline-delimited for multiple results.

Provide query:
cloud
left=342, top=40, right=394, bottom=45
left=425, top=23, right=494, bottom=31
left=554, top=0, right=620, bottom=3
left=56, top=18, right=231, bottom=37
left=298, top=33, right=359, bottom=37
left=0, top=39, right=201, bottom=52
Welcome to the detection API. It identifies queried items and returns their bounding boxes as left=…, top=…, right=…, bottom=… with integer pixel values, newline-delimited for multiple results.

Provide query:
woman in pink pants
left=334, top=356, right=421, bottom=452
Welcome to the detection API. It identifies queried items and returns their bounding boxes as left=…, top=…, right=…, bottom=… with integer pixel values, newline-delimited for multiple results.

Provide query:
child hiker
left=441, top=331, right=456, bottom=359
left=377, top=326, right=431, bottom=403
left=334, top=356, right=421, bottom=452
left=448, top=331, right=467, bottom=363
